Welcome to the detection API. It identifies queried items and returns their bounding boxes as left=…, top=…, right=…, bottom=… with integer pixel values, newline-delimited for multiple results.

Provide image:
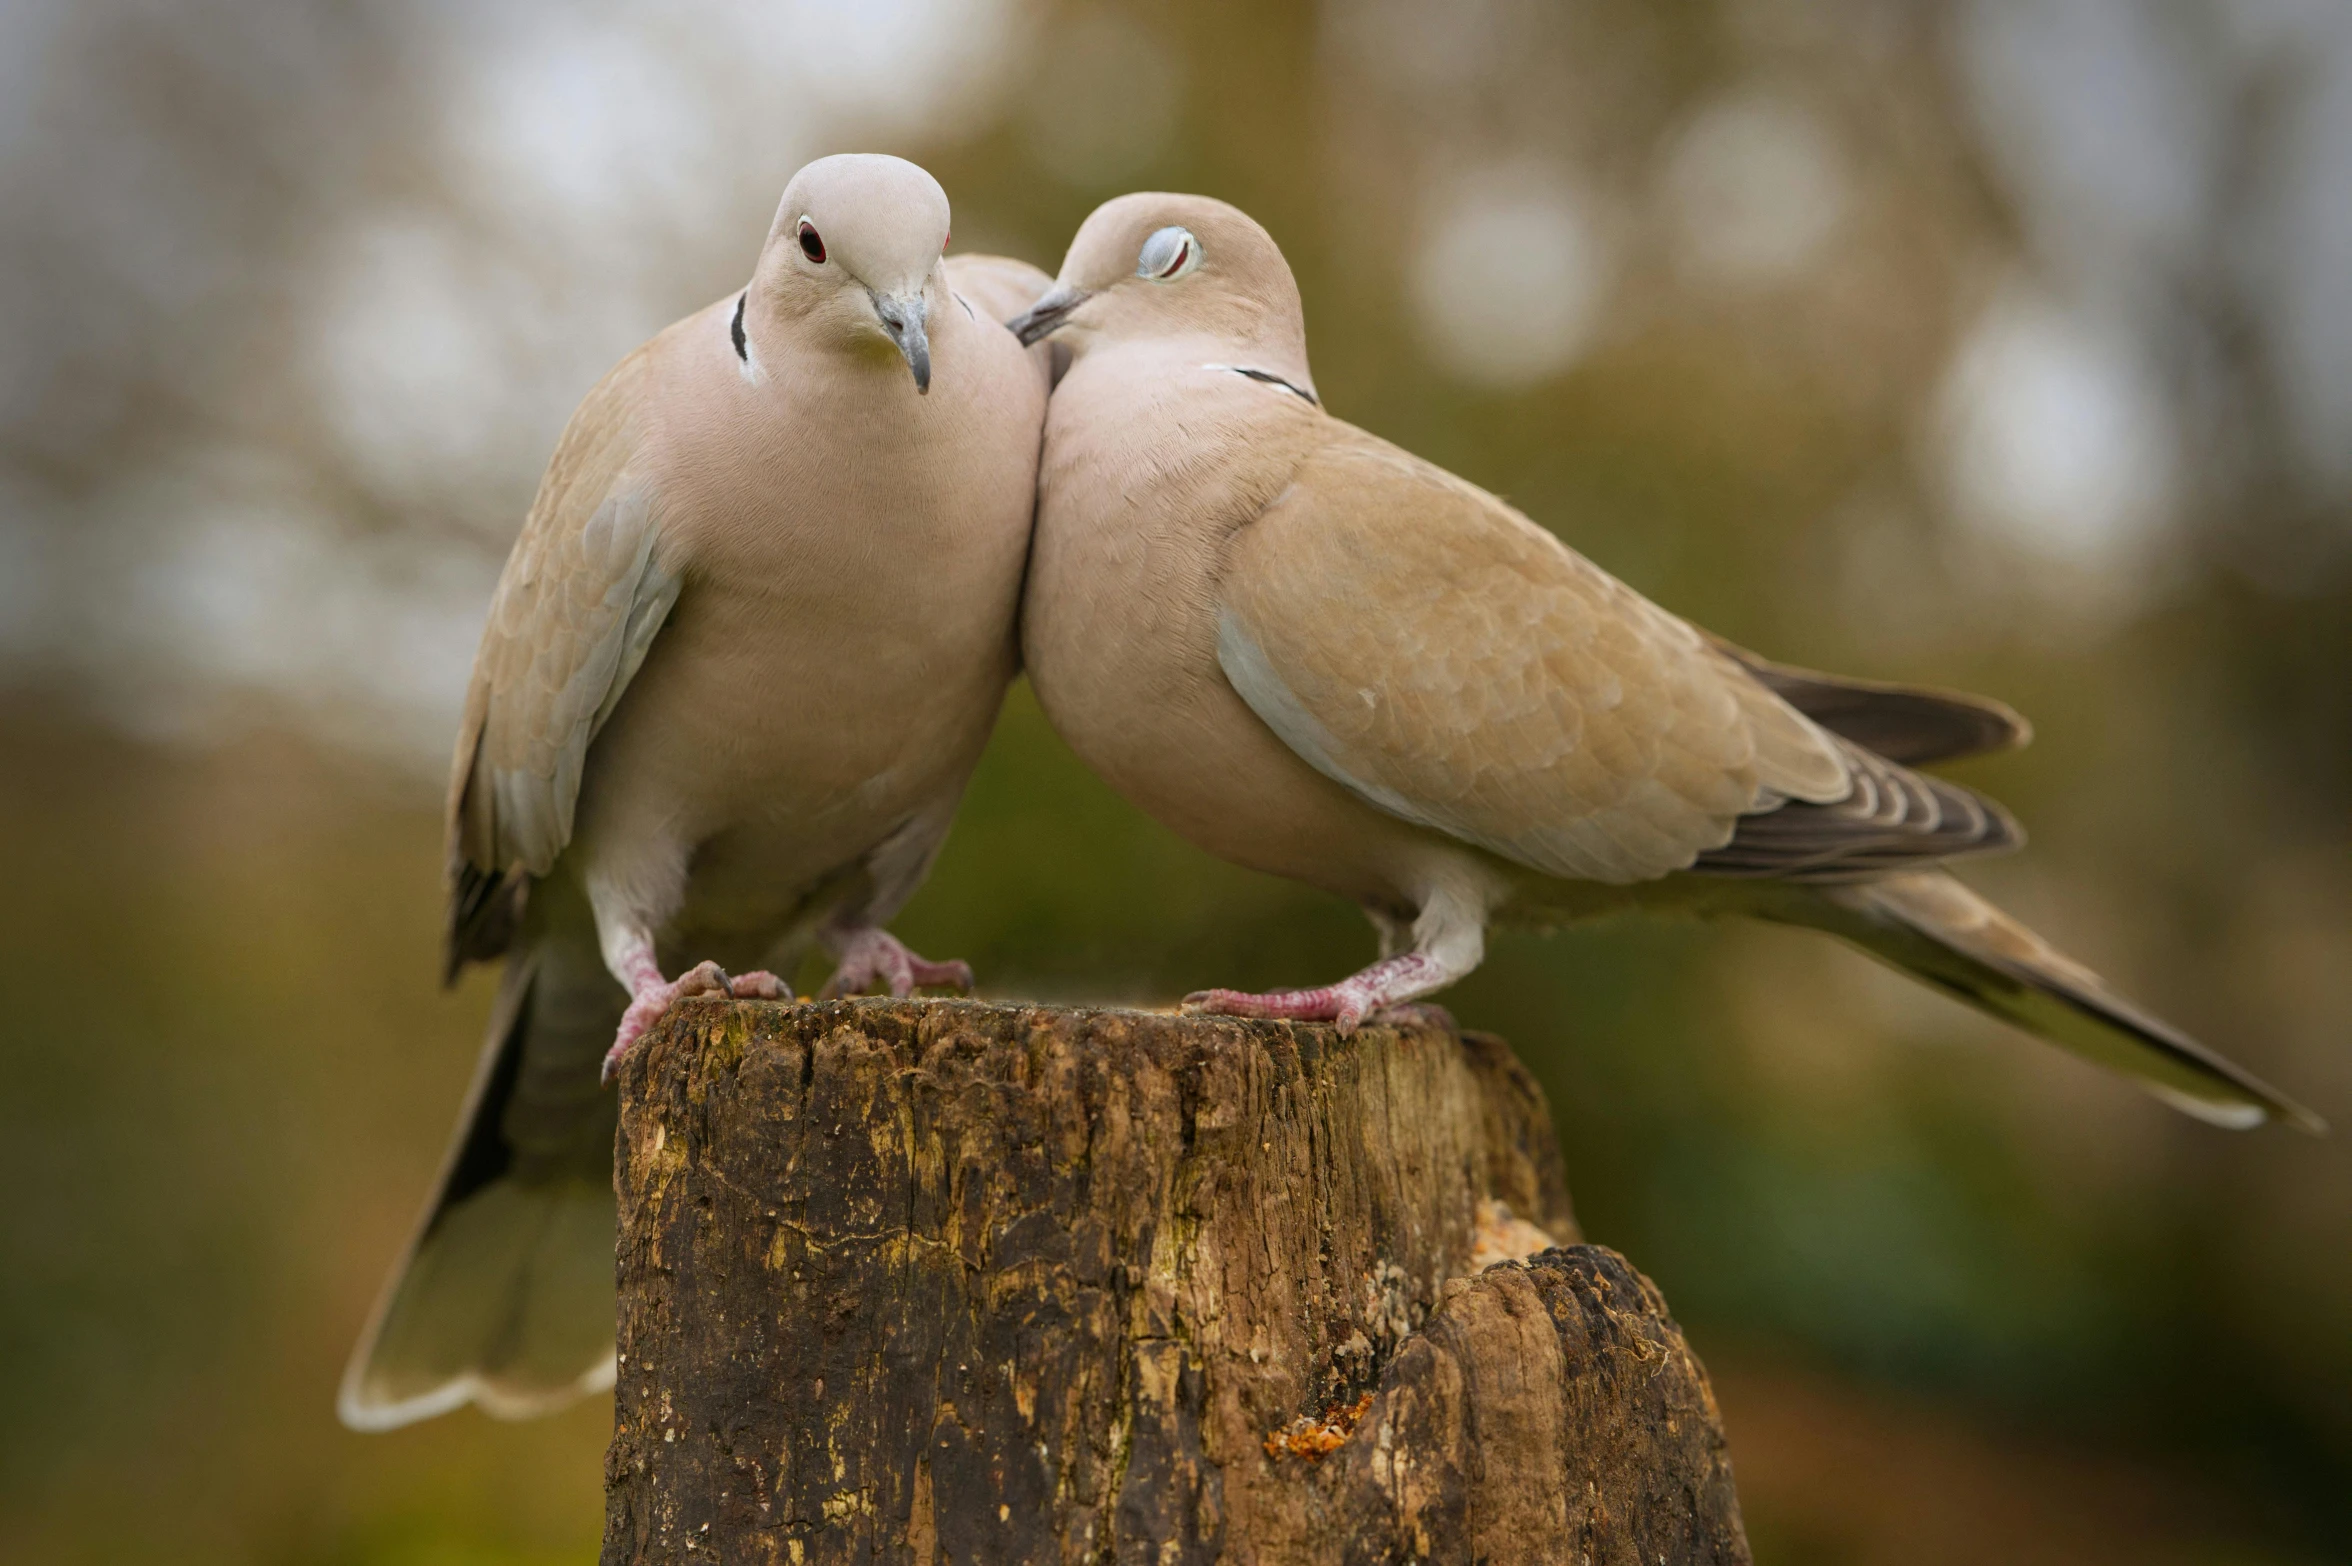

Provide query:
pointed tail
left=1777, top=870, right=2324, bottom=1133
left=338, top=933, right=626, bottom=1429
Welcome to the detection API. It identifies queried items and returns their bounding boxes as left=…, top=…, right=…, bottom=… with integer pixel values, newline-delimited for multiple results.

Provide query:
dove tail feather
left=1773, top=870, right=2324, bottom=1134
left=339, top=934, right=625, bottom=1430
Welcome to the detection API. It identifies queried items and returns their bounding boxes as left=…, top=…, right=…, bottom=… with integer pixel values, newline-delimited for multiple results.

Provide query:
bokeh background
left=3, top=0, right=2349, bottom=1561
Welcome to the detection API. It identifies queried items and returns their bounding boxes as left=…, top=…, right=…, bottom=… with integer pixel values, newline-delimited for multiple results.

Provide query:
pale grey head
left=750, top=153, right=952, bottom=392
left=1007, top=191, right=1310, bottom=386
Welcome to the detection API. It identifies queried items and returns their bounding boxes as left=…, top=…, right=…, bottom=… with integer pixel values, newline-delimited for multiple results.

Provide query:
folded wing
left=445, top=344, right=680, bottom=975
left=1216, top=431, right=2016, bottom=887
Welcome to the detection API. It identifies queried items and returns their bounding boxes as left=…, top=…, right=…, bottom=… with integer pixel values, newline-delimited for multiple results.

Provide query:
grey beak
left=873, top=290, right=931, bottom=393
left=1008, top=285, right=1091, bottom=348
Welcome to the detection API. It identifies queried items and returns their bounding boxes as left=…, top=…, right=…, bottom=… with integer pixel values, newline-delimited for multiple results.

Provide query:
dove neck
left=1080, top=298, right=1312, bottom=396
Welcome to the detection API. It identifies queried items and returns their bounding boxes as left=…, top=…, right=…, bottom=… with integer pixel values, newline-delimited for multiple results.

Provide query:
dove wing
left=1215, top=434, right=1855, bottom=885
left=1703, top=635, right=2031, bottom=768
left=444, top=344, right=681, bottom=971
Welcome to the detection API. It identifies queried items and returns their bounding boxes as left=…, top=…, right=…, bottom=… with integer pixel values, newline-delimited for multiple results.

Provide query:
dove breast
left=1024, top=342, right=1516, bottom=911
left=560, top=284, right=1042, bottom=947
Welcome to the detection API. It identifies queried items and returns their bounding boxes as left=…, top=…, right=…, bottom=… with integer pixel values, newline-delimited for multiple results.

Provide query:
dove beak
left=873, top=289, right=931, bottom=394
left=1008, top=286, right=1091, bottom=348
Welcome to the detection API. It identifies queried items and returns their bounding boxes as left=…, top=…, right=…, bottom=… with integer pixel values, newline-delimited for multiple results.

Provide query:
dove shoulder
left=942, top=252, right=1052, bottom=326
left=943, top=252, right=1059, bottom=393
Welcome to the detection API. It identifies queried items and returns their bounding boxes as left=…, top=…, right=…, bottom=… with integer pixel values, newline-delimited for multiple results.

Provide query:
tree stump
left=603, top=998, right=1748, bottom=1565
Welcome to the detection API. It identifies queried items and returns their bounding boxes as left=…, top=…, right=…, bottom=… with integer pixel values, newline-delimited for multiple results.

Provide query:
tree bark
left=603, top=998, right=1748, bottom=1565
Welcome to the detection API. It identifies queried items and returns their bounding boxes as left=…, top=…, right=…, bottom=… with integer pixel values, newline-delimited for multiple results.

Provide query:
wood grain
left=602, top=997, right=1746, bottom=1565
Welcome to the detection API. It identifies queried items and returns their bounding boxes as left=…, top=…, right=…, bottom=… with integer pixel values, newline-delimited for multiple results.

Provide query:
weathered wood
left=603, top=998, right=1747, bottom=1565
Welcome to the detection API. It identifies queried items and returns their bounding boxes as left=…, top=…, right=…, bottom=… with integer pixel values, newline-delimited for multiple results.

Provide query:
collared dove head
left=1010, top=193, right=1312, bottom=390
left=752, top=153, right=950, bottom=392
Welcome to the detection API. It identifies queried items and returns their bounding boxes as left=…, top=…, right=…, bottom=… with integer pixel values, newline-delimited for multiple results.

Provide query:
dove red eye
left=797, top=220, right=826, bottom=264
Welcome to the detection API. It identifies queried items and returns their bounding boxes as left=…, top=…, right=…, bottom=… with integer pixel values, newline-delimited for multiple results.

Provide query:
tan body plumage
left=474, top=290, right=1031, bottom=967
left=1012, top=192, right=2320, bottom=1138
left=340, top=156, right=1053, bottom=1429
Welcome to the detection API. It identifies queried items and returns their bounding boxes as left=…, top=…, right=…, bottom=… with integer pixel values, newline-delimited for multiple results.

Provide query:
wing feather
left=1216, top=434, right=1850, bottom=885
left=1707, top=636, right=2031, bottom=767
left=1216, top=429, right=2022, bottom=888
left=444, top=346, right=679, bottom=973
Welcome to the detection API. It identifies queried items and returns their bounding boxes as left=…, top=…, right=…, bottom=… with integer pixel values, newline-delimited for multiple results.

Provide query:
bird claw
left=670, top=959, right=734, bottom=999
left=1183, top=985, right=1370, bottom=1034
left=602, top=987, right=674, bottom=1085
left=820, top=928, right=975, bottom=999
left=1182, top=958, right=1453, bottom=1038
left=600, top=961, right=791, bottom=1085
left=724, top=969, right=789, bottom=1000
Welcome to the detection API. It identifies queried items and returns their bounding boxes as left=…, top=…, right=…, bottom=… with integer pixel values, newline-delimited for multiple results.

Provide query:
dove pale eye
left=1138, top=226, right=1202, bottom=282
left=797, top=221, right=826, bottom=264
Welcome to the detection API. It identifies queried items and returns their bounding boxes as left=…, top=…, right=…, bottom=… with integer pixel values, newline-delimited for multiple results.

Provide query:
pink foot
left=1183, top=982, right=1377, bottom=1032
left=819, top=927, right=975, bottom=999
left=1182, top=953, right=1452, bottom=1036
left=725, top=969, right=788, bottom=1000
left=600, top=961, right=788, bottom=1083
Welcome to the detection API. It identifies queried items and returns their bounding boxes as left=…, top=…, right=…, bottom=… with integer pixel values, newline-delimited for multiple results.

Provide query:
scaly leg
left=1182, top=887, right=1488, bottom=1035
left=1183, top=952, right=1457, bottom=1034
left=598, top=926, right=786, bottom=1083
left=819, top=924, right=975, bottom=999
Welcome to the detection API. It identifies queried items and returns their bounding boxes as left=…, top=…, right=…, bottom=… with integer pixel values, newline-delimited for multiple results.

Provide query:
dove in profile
left=1008, top=192, right=2321, bottom=1136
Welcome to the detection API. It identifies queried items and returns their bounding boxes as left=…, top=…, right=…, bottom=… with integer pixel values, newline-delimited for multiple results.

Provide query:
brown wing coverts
left=1217, top=436, right=1851, bottom=885
left=444, top=344, right=672, bottom=975
left=1218, top=432, right=2025, bottom=888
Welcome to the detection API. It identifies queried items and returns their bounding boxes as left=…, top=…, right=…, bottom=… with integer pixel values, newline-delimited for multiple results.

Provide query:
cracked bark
left=603, top=998, right=1748, bottom=1565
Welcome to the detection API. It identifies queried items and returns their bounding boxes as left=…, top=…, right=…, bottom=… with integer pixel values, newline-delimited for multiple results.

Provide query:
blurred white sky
left=1, top=0, right=2349, bottom=776
left=0, top=0, right=1025, bottom=767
